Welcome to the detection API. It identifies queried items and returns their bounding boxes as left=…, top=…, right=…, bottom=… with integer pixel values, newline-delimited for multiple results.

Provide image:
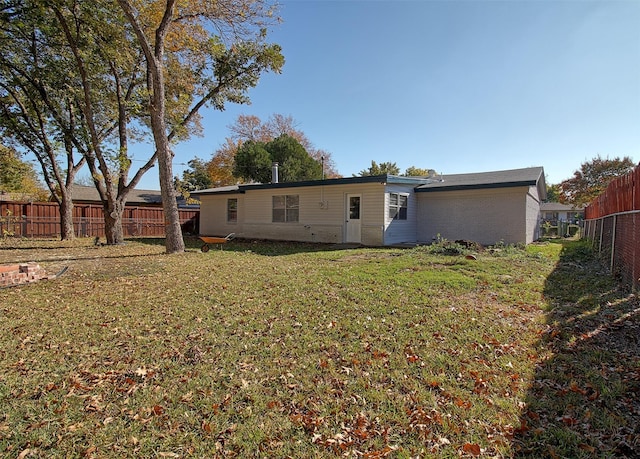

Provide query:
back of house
left=192, top=166, right=546, bottom=247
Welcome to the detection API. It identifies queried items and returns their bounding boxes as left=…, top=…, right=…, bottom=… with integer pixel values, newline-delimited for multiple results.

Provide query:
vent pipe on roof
left=272, top=162, right=279, bottom=183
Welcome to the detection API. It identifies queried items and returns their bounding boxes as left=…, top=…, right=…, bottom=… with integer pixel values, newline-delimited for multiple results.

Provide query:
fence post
left=598, top=218, right=604, bottom=254
left=610, top=214, right=616, bottom=273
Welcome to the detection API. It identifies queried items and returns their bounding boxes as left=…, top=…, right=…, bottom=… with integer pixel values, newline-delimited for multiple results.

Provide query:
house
left=540, top=202, right=584, bottom=225
left=192, top=166, right=546, bottom=246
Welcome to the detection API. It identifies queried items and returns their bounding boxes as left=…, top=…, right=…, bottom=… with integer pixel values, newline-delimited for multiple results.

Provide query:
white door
left=346, top=194, right=361, bottom=243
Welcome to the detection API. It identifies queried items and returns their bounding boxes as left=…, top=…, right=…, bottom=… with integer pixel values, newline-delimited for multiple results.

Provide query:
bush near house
left=0, top=238, right=636, bottom=458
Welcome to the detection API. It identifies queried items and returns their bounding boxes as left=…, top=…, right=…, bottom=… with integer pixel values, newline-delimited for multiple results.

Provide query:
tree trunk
left=116, top=0, right=184, bottom=254
left=104, top=201, right=125, bottom=245
left=158, top=155, right=185, bottom=253
left=148, top=45, right=184, bottom=252
left=59, top=193, right=75, bottom=241
left=149, top=67, right=184, bottom=253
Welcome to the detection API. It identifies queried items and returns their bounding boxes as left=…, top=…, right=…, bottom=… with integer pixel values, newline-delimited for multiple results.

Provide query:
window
left=227, top=198, right=238, bottom=222
left=388, top=193, right=408, bottom=220
left=272, top=195, right=299, bottom=222
left=349, top=196, right=360, bottom=219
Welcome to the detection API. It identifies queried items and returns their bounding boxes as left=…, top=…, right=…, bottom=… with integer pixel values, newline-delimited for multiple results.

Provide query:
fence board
left=0, top=201, right=199, bottom=238
left=583, top=164, right=640, bottom=291
left=586, top=165, right=640, bottom=218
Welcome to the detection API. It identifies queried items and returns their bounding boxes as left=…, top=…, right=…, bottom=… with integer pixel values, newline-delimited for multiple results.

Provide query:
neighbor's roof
left=540, top=202, right=584, bottom=212
left=71, top=185, right=164, bottom=205
left=415, top=167, right=545, bottom=193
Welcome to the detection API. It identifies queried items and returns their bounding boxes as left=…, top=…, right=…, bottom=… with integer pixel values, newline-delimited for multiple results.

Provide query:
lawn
left=0, top=237, right=637, bottom=458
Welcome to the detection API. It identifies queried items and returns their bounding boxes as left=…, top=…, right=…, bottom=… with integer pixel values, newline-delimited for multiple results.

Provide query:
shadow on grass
left=0, top=251, right=170, bottom=266
left=514, top=240, right=639, bottom=457
left=0, top=238, right=166, bottom=265
left=135, top=236, right=357, bottom=256
left=0, top=237, right=363, bottom=266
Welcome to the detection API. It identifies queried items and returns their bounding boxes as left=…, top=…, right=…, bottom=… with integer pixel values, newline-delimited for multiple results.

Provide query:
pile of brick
left=0, top=263, right=51, bottom=287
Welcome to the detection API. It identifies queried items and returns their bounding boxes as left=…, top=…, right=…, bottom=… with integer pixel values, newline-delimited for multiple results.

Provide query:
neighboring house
left=192, top=166, right=546, bottom=246
left=540, top=202, right=584, bottom=224
left=69, top=185, right=194, bottom=208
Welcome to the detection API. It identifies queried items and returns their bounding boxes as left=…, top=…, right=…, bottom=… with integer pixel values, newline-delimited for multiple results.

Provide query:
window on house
left=227, top=198, right=237, bottom=222
left=388, top=193, right=408, bottom=220
left=272, top=195, right=299, bottom=222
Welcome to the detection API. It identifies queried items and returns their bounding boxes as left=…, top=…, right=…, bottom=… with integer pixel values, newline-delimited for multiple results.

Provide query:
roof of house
left=191, top=166, right=547, bottom=197
left=415, top=167, right=545, bottom=193
left=191, top=174, right=431, bottom=196
left=71, top=185, right=164, bottom=205
left=70, top=185, right=200, bottom=208
left=540, top=202, right=584, bottom=212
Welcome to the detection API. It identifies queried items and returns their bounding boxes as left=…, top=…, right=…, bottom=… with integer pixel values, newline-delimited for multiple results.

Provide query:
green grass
left=0, top=237, right=637, bottom=458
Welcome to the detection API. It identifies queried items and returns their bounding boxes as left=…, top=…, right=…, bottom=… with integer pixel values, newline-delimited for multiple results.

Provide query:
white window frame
left=388, top=193, right=408, bottom=220
left=227, top=198, right=238, bottom=222
left=272, top=195, right=299, bottom=223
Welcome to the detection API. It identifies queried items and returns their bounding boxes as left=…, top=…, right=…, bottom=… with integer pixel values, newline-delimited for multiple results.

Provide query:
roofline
left=246, top=174, right=390, bottom=190
left=192, top=168, right=545, bottom=196
left=415, top=179, right=539, bottom=193
left=192, top=174, right=431, bottom=195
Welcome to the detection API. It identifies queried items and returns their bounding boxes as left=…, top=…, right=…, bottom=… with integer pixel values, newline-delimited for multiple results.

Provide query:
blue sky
left=135, top=0, right=639, bottom=190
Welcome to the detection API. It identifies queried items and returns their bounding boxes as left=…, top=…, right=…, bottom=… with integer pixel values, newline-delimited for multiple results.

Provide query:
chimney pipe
left=272, top=162, right=279, bottom=183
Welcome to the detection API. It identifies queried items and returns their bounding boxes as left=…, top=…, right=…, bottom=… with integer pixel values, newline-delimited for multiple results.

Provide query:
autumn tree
left=207, top=138, right=240, bottom=186
left=52, top=1, right=156, bottom=244
left=2, top=0, right=283, bottom=250
left=233, top=134, right=321, bottom=183
left=0, top=2, right=88, bottom=239
left=0, top=144, right=47, bottom=200
left=559, top=155, right=635, bottom=206
left=116, top=0, right=284, bottom=253
left=357, top=161, right=400, bottom=176
left=174, top=157, right=213, bottom=199
left=0, top=0, right=156, bottom=242
left=260, top=114, right=339, bottom=178
left=208, top=114, right=339, bottom=185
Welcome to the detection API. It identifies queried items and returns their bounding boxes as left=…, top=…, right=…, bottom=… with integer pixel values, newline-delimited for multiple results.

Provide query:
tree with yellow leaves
left=116, top=0, right=284, bottom=253
left=207, top=114, right=340, bottom=186
left=1, top=0, right=283, bottom=250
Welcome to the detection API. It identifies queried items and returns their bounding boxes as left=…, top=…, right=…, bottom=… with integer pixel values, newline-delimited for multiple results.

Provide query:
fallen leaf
left=17, top=449, right=38, bottom=459
left=462, top=442, right=481, bottom=456
left=558, top=415, right=577, bottom=426
left=578, top=444, right=596, bottom=453
left=454, top=397, right=471, bottom=409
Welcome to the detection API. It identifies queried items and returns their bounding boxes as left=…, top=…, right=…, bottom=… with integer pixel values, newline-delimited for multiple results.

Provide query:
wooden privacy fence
left=583, top=165, right=639, bottom=291
left=0, top=201, right=199, bottom=238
